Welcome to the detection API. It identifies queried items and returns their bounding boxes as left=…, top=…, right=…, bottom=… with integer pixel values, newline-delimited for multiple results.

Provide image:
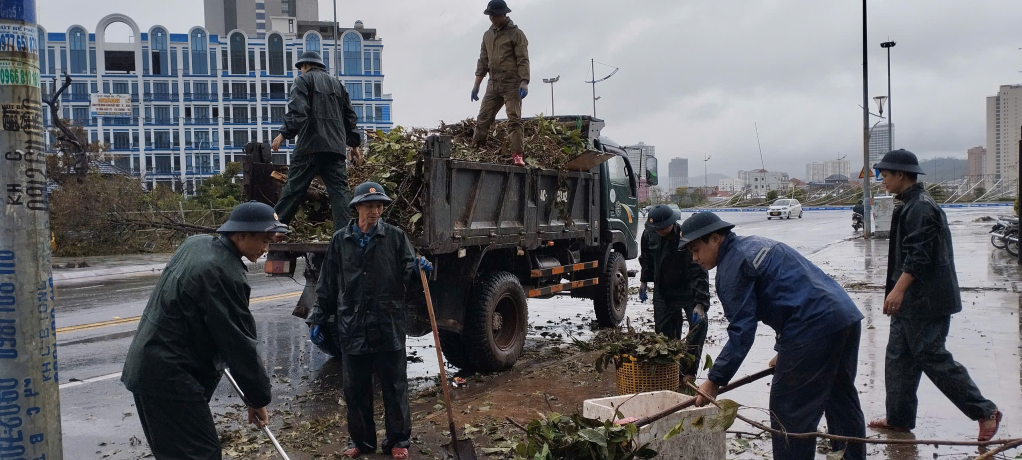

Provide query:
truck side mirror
left=645, top=157, right=658, bottom=186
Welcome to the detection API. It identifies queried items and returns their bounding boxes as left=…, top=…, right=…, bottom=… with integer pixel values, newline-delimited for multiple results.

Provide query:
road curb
left=52, top=259, right=268, bottom=284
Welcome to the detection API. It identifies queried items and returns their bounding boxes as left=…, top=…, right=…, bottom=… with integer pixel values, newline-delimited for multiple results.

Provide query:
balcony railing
left=148, top=142, right=174, bottom=150
left=222, top=117, right=253, bottom=125
left=185, top=92, right=218, bottom=101
left=144, top=117, right=178, bottom=125
left=151, top=92, right=177, bottom=101
left=102, top=117, right=139, bottom=126
left=184, top=117, right=218, bottom=125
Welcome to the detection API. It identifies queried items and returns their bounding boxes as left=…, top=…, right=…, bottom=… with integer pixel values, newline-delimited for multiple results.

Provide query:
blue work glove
left=692, top=305, right=706, bottom=327
left=519, top=83, right=528, bottom=100
left=417, top=256, right=434, bottom=275
left=638, top=282, right=648, bottom=303
left=471, top=86, right=480, bottom=102
left=309, top=325, right=324, bottom=344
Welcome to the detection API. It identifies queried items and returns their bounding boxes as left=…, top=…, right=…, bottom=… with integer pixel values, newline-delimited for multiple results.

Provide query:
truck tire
left=465, top=271, right=528, bottom=372
left=593, top=252, right=628, bottom=327
left=438, top=330, right=474, bottom=371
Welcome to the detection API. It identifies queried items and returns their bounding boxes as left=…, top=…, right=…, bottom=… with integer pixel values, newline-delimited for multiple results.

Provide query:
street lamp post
left=881, top=41, right=896, bottom=155
left=542, top=75, right=560, bottom=116
left=585, top=59, right=618, bottom=118
left=703, top=153, right=711, bottom=190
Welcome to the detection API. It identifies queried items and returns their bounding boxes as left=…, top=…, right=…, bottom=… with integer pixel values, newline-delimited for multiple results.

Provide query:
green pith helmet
left=217, top=201, right=289, bottom=233
left=349, top=181, right=393, bottom=208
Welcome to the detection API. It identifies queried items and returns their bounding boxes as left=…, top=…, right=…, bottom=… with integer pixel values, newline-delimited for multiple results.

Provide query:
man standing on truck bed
left=472, top=0, right=530, bottom=167
left=122, top=201, right=286, bottom=459
left=867, top=149, right=1002, bottom=441
left=307, top=181, right=434, bottom=460
left=638, top=204, right=711, bottom=383
left=272, top=50, right=362, bottom=232
left=685, top=211, right=866, bottom=460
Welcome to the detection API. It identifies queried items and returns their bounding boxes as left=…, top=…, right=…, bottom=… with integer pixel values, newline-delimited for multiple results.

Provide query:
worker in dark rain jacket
left=868, top=149, right=1002, bottom=441
left=472, top=0, right=530, bottom=166
left=638, top=204, right=711, bottom=380
left=307, top=181, right=433, bottom=460
left=122, top=201, right=287, bottom=459
left=684, top=211, right=866, bottom=460
left=273, top=50, right=362, bottom=231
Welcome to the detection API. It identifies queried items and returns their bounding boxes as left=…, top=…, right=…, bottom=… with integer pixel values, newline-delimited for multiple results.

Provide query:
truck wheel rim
left=492, top=294, right=520, bottom=351
left=613, top=270, right=627, bottom=310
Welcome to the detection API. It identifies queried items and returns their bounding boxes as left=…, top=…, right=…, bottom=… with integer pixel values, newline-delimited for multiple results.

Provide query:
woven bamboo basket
left=614, top=354, right=680, bottom=395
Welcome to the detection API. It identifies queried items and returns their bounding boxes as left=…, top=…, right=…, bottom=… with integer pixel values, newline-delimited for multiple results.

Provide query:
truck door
left=604, top=154, right=638, bottom=254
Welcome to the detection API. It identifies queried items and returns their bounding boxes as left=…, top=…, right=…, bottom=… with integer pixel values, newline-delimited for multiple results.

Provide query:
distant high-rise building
left=805, top=159, right=849, bottom=183
left=624, top=143, right=656, bottom=201
left=967, top=146, right=986, bottom=178
left=205, top=0, right=319, bottom=37
left=806, top=162, right=827, bottom=183
left=669, top=158, right=689, bottom=190
left=869, top=123, right=894, bottom=166
left=986, top=85, right=1022, bottom=182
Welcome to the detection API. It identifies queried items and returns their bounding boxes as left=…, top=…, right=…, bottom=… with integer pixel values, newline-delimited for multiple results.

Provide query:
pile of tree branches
left=286, top=116, right=590, bottom=241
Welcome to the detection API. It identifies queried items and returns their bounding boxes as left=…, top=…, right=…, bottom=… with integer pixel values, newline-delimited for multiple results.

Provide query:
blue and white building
left=40, top=14, right=392, bottom=192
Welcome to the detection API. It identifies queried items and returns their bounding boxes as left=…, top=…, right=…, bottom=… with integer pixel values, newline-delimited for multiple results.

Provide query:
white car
left=767, top=199, right=803, bottom=220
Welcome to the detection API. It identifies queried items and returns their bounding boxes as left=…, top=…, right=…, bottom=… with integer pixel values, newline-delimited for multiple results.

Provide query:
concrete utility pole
left=861, top=0, right=872, bottom=239
left=0, top=0, right=64, bottom=458
left=333, top=0, right=339, bottom=75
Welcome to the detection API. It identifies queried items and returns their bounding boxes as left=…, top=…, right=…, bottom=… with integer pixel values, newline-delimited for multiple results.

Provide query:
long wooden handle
left=419, top=267, right=460, bottom=434
left=632, top=367, right=775, bottom=428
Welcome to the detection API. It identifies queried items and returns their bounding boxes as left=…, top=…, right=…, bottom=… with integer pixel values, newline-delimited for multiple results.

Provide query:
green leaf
left=577, top=428, right=608, bottom=447
left=663, top=419, right=685, bottom=440
left=409, top=212, right=422, bottom=224
left=703, top=354, right=714, bottom=370
left=691, top=416, right=705, bottom=430
left=826, top=450, right=845, bottom=460
left=710, top=399, right=740, bottom=431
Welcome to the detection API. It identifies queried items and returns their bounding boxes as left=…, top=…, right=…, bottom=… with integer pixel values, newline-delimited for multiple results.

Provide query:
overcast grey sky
left=40, top=0, right=1020, bottom=179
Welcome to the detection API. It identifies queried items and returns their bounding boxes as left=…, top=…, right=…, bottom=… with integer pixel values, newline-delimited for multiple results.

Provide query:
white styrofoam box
left=583, top=391, right=726, bottom=460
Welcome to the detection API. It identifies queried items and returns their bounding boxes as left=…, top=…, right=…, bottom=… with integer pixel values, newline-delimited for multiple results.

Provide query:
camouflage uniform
left=474, top=18, right=530, bottom=154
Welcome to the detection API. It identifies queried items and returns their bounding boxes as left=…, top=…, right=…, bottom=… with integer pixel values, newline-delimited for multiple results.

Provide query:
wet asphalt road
left=53, top=207, right=1020, bottom=459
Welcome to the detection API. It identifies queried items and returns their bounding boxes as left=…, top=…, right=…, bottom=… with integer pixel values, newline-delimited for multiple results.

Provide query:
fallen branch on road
left=684, top=381, right=1022, bottom=449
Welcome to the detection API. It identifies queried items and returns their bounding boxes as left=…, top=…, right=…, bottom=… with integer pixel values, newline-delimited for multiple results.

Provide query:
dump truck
left=243, top=116, right=654, bottom=372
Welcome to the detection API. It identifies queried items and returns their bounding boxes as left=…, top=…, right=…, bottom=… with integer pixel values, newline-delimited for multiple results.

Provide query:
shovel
left=419, top=263, right=478, bottom=460
left=223, top=369, right=292, bottom=460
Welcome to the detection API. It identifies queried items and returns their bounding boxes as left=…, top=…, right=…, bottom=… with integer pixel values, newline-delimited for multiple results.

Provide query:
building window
left=151, top=27, right=168, bottom=75
left=374, top=82, right=381, bottom=98
left=69, top=27, right=87, bottom=73
left=364, top=51, right=371, bottom=73
left=230, top=33, right=246, bottom=75
left=373, top=50, right=381, bottom=73
left=191, top=30, right=208, bottom=74
left=305, top=33, right=320, bottom=53
left=268, top=34, right=284, bottom=75
left=343, top=33, right=361, bottom=75
left=346, top=82, right=362, bottom=100
left=38, top=29, right=46, bottom=74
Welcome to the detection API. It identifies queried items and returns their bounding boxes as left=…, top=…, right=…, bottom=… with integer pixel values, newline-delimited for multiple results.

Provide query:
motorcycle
left=990, top=215, right=1019, bottom=256
left=852, top=212, right=864, bottom=232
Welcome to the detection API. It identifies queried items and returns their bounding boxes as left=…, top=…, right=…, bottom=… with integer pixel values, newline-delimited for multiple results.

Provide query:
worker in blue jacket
left=684, top=212, right=865, bottom=460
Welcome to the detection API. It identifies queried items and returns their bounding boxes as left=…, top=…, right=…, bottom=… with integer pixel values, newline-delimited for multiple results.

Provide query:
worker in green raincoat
left=122, top=201, right=287, bottom=459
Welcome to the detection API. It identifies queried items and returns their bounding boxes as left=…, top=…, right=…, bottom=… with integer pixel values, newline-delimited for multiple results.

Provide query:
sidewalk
left=52, top=253, right=267, bottom=284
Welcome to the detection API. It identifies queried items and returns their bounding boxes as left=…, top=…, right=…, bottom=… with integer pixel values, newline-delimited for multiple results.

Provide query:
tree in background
left=646, top=186, right=669, bottom=206
left=926, top=183, right=946, bottom=202
left=766, top=190, right=779, bottom=201
left=973, top=186, right=986, bottom=202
